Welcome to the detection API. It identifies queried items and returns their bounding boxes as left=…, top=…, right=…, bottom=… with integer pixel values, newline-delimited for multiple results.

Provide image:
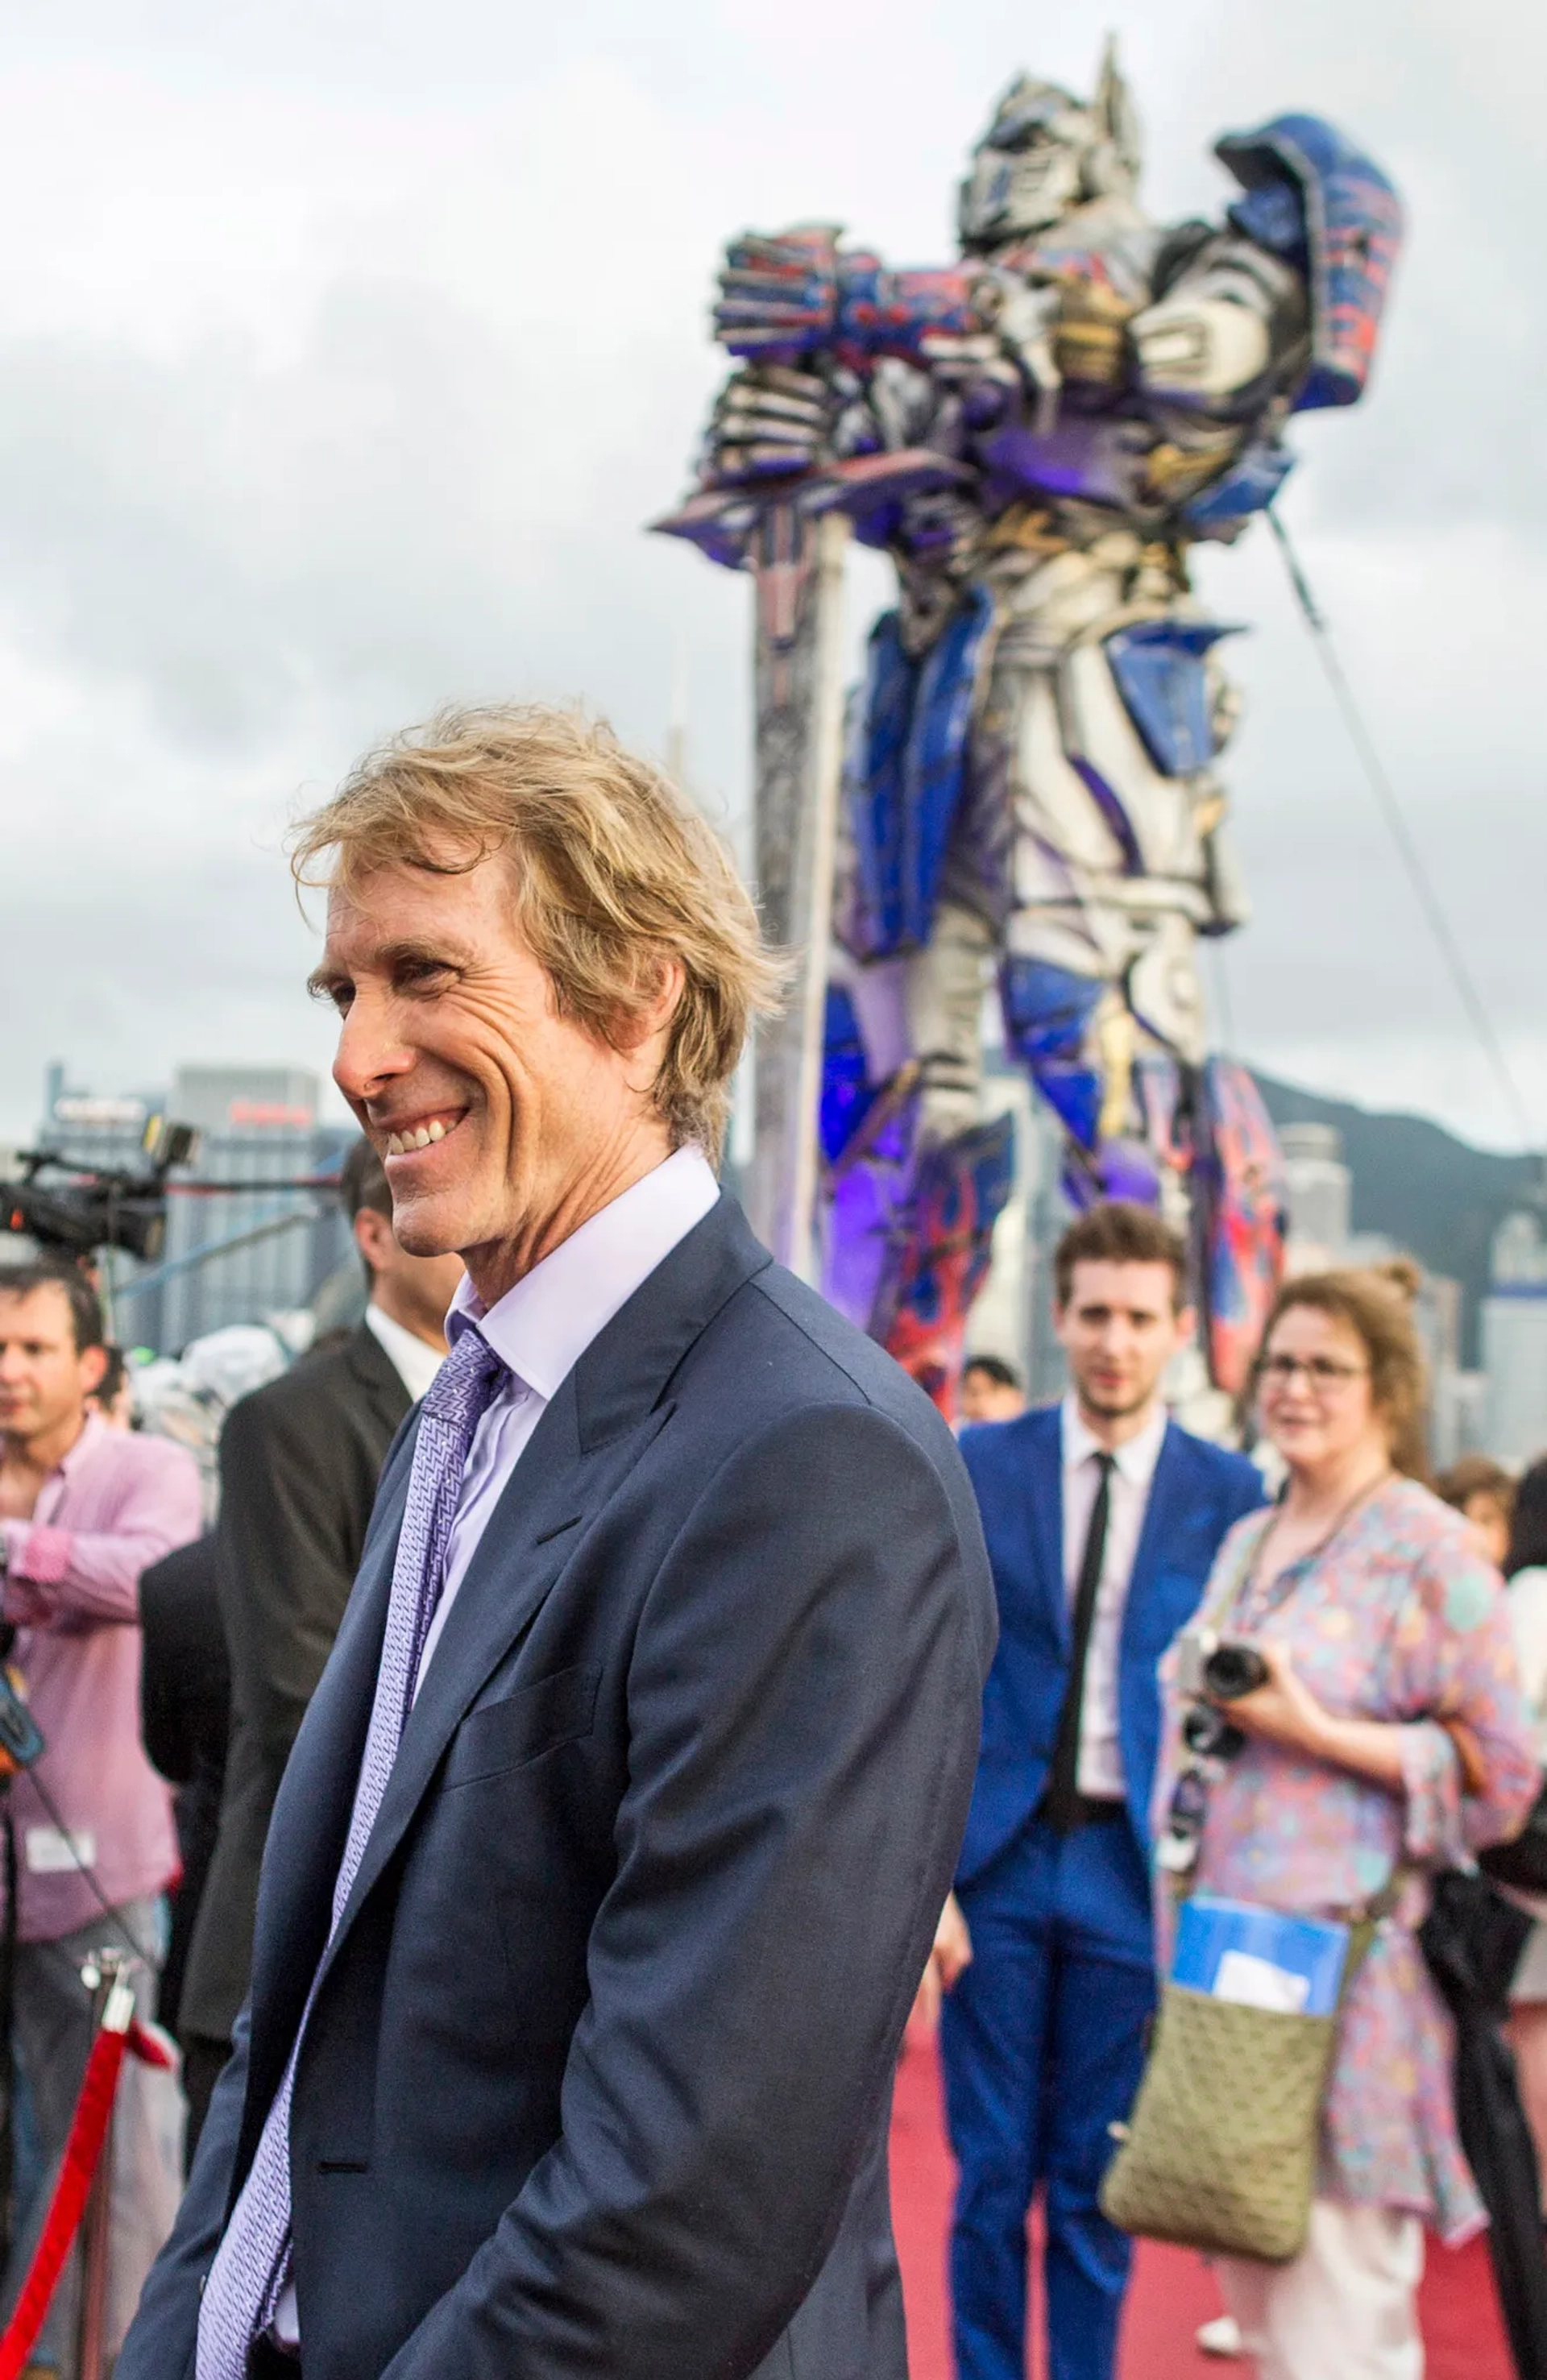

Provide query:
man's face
left=0, top=1286, right=105, bottom=1449
left=1053, top=1258, right=1192, bottom=1423
left=314, top=852, right=676, bottom=1295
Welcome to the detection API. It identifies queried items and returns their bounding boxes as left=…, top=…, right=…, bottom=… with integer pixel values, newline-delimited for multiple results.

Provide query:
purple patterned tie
left=196, top=1323, right=508, bottom=2380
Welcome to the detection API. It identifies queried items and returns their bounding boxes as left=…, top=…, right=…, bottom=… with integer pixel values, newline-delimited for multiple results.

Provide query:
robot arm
left=693, top=229, right=1005, bottom=508
left=1130, top=234, right=1306, bottom=411
left=712, top=226, right=985, bottom=371
left=705, top=227, right=1066, bottom=491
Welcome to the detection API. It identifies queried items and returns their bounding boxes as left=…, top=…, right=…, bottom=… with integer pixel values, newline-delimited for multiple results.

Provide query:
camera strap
left=1231, top=1467, right=1395, bottom=1630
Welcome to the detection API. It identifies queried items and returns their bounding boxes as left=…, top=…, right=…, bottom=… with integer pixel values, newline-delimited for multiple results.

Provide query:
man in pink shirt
left=0, top=1260, right=202, bottom=2377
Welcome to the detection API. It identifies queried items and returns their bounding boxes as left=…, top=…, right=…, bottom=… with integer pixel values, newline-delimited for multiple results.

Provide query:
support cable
left=1267, top=506, right=1535, bottom=1150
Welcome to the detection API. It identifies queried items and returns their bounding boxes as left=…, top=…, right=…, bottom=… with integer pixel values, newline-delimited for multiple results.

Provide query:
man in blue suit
left=932, top=1202, right=1263, bottom=2380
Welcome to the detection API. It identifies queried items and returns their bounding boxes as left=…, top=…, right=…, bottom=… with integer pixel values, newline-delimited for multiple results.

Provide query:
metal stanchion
left=73, top=1951, right=130, bottom=2380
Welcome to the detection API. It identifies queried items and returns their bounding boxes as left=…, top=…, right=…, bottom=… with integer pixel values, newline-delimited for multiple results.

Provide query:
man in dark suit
left=175, top=1139, right=462, bottom=2154
left=120, top=703, right=993, bottom=2380
left=139, top=1534, right=231, bottom=2044
left=927, top=1202, right=1263, bottom=2380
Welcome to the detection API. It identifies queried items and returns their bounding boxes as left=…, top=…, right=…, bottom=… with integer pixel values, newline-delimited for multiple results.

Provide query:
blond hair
left=1250, top=1267, right=1432, bottom=1482
left=291, top=706, right=782, bottom=1163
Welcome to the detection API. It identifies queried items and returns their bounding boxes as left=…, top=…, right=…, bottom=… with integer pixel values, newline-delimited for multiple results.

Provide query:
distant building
left=29, top=1060, right=356, bottom=1352
left=1279, top=1122, right=1353, bottom=1271
left=1483, top=1211, right=1547, bottom=1469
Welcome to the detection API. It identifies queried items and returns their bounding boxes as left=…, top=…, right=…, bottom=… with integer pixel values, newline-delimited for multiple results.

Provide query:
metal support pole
left=749, top=503, right=850, bottom=1279
left=74, top=1949, right=129, bottom=2380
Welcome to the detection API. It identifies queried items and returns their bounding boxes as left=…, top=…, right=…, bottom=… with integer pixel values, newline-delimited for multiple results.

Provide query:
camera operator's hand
left=1216, top=1640, right=1411, bottom=1792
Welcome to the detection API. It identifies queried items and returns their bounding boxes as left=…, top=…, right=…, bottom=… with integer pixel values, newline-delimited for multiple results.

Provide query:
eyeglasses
left=1258, top=1354, right=1369, bottom=1391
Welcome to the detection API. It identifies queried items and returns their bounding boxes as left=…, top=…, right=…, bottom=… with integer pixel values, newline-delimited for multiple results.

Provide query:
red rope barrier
left=0, top=1978, right=156, bottom=2380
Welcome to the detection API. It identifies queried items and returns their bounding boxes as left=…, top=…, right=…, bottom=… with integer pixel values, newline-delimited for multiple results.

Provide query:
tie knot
left=424, top=1323, right=507, bottom=1428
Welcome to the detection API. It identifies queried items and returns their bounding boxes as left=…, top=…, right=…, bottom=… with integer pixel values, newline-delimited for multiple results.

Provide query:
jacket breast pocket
left=442, top=1664, right=602, bottom=1789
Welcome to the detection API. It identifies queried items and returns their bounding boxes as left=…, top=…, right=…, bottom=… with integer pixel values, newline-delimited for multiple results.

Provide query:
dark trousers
left=939, top=1810, right=1155, bottom=2380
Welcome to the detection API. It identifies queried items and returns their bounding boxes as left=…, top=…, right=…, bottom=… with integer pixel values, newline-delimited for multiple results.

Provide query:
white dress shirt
left=363, top=1300, right=447, bottom=1405
left=272, top=1143, right=720, bottom=2350
left=1060, top=1395, right=1168, bottom=1801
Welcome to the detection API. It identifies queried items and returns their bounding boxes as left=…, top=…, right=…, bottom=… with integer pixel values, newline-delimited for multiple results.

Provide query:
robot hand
left=701, top=364, right=836, bottom=486
left=1130, top=288, right=1272, bottom=404
left=713, top=226, right=840, bottom=360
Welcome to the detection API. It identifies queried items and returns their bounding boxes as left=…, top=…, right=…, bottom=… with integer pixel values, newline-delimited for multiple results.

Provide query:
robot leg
left=821, top=904, right=1014, bottom=1414
left=998, top=950, right=1164, bottom=1210
left=1194, top=1055, right=1287, bottom=1396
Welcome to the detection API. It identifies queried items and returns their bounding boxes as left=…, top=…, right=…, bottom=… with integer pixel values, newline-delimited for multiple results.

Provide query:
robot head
left=957, top=39, right=1142, bottom=252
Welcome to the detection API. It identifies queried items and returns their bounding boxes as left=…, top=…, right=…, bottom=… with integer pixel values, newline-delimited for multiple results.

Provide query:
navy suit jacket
left=956, top=1404, right=1263, bottom=1884
left=120, top=1196, right=996, bottom=2380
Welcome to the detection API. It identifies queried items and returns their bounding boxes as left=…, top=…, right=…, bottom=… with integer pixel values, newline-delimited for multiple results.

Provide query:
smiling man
left=926, top=1204, right=1263, bottom=2380
left=120, top=703, right=995, bottom=2380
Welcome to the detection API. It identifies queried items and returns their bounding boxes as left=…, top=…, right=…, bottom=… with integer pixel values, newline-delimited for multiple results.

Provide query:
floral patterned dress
left=1154, top=1477, right=1538, bottom=2243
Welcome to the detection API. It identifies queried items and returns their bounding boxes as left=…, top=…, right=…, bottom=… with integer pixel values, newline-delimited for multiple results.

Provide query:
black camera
left=1182, top=1702, right=1246, bottom=1762
left=2, top=1117, right=201, bottom=1264
left=1175, top=1628, right=1269, bottom=1703
left=1201, top=1643, right=1270, bottom=1701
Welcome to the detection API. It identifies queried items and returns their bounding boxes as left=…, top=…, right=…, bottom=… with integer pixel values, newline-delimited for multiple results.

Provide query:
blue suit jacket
left=119, top=1198, right=996, bottom=2380
left=956, top=1404, right=1264, bottom=1883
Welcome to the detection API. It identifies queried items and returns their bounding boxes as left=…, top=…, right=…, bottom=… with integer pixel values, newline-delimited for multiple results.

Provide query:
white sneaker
left=1197, top=2313, right=1244, bottom=2358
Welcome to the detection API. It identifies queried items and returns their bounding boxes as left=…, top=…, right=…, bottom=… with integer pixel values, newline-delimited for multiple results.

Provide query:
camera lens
left=1201, top=1644, right=1269, bottom=1702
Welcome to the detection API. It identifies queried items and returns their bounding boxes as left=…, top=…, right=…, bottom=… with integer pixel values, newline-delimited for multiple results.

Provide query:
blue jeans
left=939, top=1814, right=1155, bottom=2380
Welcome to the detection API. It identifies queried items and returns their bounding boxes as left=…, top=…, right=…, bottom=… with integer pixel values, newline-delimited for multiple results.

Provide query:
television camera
left=2, top=1116, right=201, bottom=1265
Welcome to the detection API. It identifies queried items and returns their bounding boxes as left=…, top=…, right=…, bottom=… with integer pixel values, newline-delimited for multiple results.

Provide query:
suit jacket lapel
left=1029, top=1410, right=1070, bottom=1656
left=238, top=1441, right=415, bottom=2171
left=346, top=1319, right=413, bottom=1434
left=1122, top=1421, right=1183, bottom=1635
left=320, top=1382, right=672, bottom=1967
left=309, top=1192, right=770, bottom=1988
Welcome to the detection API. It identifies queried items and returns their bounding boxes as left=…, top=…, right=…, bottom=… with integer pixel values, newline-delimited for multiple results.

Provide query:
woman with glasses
left=1153, top=1269, right=1537, bottom=2379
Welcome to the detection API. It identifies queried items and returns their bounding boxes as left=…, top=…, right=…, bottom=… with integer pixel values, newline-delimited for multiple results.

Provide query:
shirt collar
left=363, top=1302, right=446, bottom=1405
left=1060, top=1393, right=1168, bottom=1490
left=54, top=1407, right=108, bottom=1478
left=447, top=1146, right=720, bottom=1403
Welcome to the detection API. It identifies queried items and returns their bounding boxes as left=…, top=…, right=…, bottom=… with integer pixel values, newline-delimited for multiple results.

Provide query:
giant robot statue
left=659, top=51, right=1401, bottom=1411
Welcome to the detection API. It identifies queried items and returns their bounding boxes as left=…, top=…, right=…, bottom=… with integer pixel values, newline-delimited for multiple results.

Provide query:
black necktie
left=1045, top=1451, right=1115, bottom=1834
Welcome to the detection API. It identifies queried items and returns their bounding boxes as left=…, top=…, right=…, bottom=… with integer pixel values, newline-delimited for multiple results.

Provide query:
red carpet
left=889, top=2026, right=1514, bottom=2378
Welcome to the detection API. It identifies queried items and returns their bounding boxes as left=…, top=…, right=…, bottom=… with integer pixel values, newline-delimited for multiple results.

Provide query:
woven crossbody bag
left=1098, top=1890, right=1390, bottom=2265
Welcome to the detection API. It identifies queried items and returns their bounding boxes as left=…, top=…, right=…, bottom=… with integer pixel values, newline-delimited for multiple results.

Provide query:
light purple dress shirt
left=1, top=1411, right=203, bottom=1938
left=414, top=1145, right=720, bottom=1685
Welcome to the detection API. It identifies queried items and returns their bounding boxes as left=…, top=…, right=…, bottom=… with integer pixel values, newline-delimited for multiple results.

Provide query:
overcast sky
left=2, top=0, right=1543, bottom=1152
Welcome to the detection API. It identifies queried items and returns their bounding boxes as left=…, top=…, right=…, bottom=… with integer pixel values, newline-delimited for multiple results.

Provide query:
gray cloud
left=1, top=0, right=1542, bottom=1155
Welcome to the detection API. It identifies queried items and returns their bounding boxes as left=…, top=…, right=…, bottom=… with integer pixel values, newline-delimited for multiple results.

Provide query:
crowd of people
left=919, top=1227, right=1547, bottom=2380
left=0, top=703, right=1541, bottom=2380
